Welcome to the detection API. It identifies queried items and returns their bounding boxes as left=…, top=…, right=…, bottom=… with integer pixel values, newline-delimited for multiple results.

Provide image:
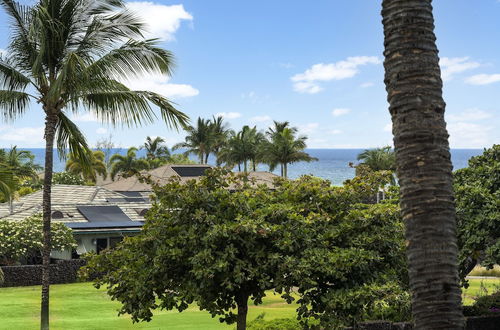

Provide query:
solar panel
left=117, top=191, right=143, bottom=197
left=172, top=166, right=210, bottom=177
left=65, top=221, right=143, bottom=229
left=77, top=205, right=132, bottom=223
left=107, top=197, right=148, bottom=203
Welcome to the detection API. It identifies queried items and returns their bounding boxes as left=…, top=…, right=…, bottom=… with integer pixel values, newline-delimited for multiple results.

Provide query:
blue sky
left=0, top=0, right=499, bottom=149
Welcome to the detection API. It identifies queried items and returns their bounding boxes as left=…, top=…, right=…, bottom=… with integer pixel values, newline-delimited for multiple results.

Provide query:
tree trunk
left=280, top=163, right=283, bottom=177
left=283, top=163, right=288, bottom=179
left=381, top=1, right=464, bottom=329
left=243, top=160, right=247, bottom=173
left=236, top=292, right=249, bottom=330
left=40, top=113, right=58, bottom=330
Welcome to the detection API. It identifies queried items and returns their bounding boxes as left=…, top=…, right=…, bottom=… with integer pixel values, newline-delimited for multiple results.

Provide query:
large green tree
left=83, top=169, right=407, bottom=329
left=381, top=0, right=464, bottom=328
left=142, top=136, right=170, bottom=160
left=0, top=0, right=188, bottom=328
left=454, top=145, right=500, bottom=282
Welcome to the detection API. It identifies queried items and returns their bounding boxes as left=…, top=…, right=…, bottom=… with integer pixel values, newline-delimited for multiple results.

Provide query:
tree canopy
left=454, top=145, right=500, bottom=282
left=83, top=169, right=407, bottom=329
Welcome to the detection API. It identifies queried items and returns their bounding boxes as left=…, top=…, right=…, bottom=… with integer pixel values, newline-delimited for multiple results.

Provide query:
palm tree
left=218, top=126, right=262, bottom=172
left=142, top=136, right=170, bottom=160
left=109, top=147, right=149, bottom=180
left=0, top=163, right=15, bottom=202
left=210, top=116, right=231, bottom=164
left=357, top=146, right=396, bottom=171
left=0, top=1, right=188, bottom=328
left=174, top=117, right=213, bottom=164
left=65, top=150, right=107, bottom=182
left=262, top=122, right=317, bottom=178
left=0, top=146, right=42, bottom=178
left=381, top=0, right=464, bottom=328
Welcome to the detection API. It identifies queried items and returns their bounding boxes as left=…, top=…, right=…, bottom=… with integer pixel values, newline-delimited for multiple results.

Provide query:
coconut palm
left=142, top=136, right=170, bottom=160
left=0, top=1, right=189, bottom=328
left=262, top=122, right=317, bottom=178
left=0, top=146, right=42, bottom=180
left=210, top=116, right=231, bottom=164
left=0, top=164, right=15, bottom=201
left=65, top=150, right=107, bottom=182
left=357, top=146, right=396, bottom=171
left=218, top=126, right=264, bottom=172
left=381, top=0, right=464, bottom=328
left=109, top=147, right=149, bottom=180
left=173, top=117, right=213, bottom=164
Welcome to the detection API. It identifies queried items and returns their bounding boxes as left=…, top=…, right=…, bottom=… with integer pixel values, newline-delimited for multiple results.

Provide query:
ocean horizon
left=18, top=148, right=484, bottom=186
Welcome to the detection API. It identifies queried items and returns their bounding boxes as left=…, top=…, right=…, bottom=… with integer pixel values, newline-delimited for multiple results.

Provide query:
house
left=0, top=165, right=279, bottom=261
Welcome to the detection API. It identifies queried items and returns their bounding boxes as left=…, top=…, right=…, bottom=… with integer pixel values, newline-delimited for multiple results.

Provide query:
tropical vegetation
left=66, top=150, right=107, bottom=183
left=0, top=214, right=76, bottom=266
left=109, top=147, right=150, bottom=180
left=0, top=0, right=189, bottom=327
left=83, top=168, right=407, bottom=329
left=356, top=146, right=395, bottom=172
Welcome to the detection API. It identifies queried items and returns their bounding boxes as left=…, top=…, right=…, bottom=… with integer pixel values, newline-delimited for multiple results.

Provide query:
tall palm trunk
left=381, top=1, right=464, bottom=328
left=283, top=163, right=288, bottom=179
left=41, top=113, right=58, bottom=330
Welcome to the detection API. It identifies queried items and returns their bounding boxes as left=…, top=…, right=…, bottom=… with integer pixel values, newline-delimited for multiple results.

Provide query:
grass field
left=0, top=278, right=498, bottom=330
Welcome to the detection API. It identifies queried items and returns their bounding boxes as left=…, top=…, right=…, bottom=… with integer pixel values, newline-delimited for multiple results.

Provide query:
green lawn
left=0, top=278, right=498, bottom=330
left=0, top=283, right=297, bottom=330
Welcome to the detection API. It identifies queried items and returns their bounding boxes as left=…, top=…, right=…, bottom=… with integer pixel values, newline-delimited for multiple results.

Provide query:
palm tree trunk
left=41, top=113, right=58, bottom=330
left=381, top=1, right=464, bottom=328
left=280, top=164, right=283, bottom=177
left=283, top=163, right=288, bottom=179
left=243, top=160, right=247, bottom=173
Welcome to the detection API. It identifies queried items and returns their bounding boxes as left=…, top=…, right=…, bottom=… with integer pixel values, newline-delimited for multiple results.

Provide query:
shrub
left=464, top=291, right=500, bottom=316
left=52, top=172, right=85, bottom=185
left=246, top=314, right=301, bottom=330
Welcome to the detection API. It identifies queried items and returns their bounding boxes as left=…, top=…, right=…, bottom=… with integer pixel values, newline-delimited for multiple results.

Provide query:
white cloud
left=298, top=123, right=319, bottom=134
left=448, top=122, right=492, bottom=148
left=250, top=115, right=272, bottom=123
left=465, top=73, right=500, bottom=85
left=331, top=108, right=351, bottom=117
left=360, top=82, right=374, bottom=88
left=0, top=126, right=44, bottom=146
left=126, top=2, right=193, bottom=41
left=215, top=112, right=242, bottom=119
left=96, top=127, right=108, bottom=135
left=329, top=129, right=342, bottom=135
left=72, top=112, right=99, bottom=122
left=383, top=122, right=392, bottom=132
left=439, top=57, right=480, bottom=81
left=123, top=73, right=199, bottom=99
left=291, top=56, right=380, bottom=94
left=447, top=108, right=492, bottom=122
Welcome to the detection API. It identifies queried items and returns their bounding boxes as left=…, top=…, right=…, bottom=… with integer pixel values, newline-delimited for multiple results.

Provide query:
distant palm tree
left=356, top=146, right=395, bottom=171
left=0, top=0, right=189, bottom=326
left=174, top=117, right=213, bottom=164
left=0, top=146, right=42, bottom=180
left=109, top=147, right=149, bottom=180
left=143, top=136, right=170, bottom=160
left=218, top=126, right=264, bottom=172
left=262, top=122, right=317, bottom=178
left=66, top=150, right=107, bottom=182
left=210, top=116, right=231, bottom=165
left=381, top=0, right=464, bottom=327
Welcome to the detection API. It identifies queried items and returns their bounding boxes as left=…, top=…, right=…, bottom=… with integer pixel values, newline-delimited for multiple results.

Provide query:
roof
left=0, top=185, right=149, bottom=232
left=100, top=164, right=279, bottom=192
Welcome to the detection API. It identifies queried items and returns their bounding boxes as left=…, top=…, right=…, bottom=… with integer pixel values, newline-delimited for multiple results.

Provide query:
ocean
left=23, top=148, right=484, bottom=186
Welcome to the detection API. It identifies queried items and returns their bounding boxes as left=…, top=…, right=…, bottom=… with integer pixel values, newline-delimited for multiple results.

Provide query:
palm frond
left=55, top=112, right=92, bottom=175
left=0, top=90, right=30, bottom=120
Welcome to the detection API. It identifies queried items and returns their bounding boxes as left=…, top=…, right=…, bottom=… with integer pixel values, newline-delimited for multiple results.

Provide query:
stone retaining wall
left=0, top=259, right=86, bottom=287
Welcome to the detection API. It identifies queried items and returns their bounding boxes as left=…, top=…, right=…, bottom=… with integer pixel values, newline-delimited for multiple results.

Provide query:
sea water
left=23, top=148, right=483, bottom=186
